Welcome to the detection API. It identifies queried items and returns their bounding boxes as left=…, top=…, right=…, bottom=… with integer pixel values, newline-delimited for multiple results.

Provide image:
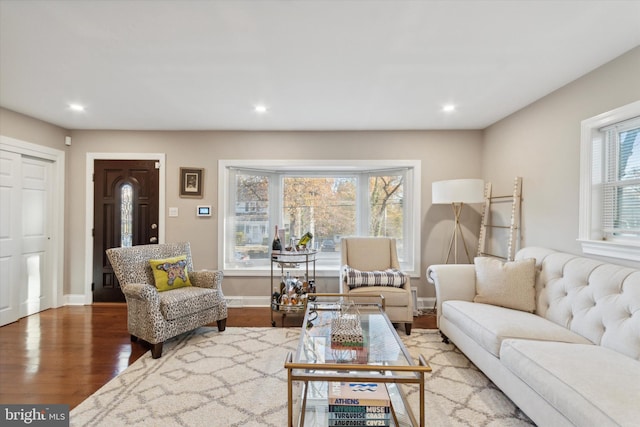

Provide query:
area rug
left=70, top=327, right=533, bottom=426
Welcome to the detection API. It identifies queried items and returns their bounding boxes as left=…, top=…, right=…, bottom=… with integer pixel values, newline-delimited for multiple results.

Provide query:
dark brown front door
left=93, top=159, right=160, bottom=302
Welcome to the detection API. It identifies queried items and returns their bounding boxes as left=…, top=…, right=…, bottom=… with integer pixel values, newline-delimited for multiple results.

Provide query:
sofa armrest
left=190, top=270, right=224, bottom=293
left=427, top=264, right=477, bottom=327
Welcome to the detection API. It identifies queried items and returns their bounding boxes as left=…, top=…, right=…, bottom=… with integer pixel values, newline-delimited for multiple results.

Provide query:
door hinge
left=92, top=228, right=94, bottom=237
left=91, top=282, right=95, bottom=291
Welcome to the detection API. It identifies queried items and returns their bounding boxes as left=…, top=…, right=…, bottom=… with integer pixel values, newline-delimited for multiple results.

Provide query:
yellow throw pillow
left=473, top=257, right=536, bottom=312
left=149, top=255, right=192, bottom=292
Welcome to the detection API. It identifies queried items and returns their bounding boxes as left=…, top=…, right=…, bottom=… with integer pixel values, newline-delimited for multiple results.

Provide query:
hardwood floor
left=0, top=304, right=436, bottom=409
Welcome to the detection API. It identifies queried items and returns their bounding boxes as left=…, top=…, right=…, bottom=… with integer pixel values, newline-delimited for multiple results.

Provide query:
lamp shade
left=432, top=179, right=485, bottom=204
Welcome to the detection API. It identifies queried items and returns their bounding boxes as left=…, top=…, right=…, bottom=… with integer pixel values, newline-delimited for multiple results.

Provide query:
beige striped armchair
left=340, top=237, right=413, bottom=335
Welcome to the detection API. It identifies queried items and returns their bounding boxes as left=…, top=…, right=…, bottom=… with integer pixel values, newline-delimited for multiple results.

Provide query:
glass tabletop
left=294, top=301, right=417, bottom=379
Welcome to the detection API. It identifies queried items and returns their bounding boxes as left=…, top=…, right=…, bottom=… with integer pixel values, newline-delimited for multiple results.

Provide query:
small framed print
left=180, top=167, right=204, bottom=198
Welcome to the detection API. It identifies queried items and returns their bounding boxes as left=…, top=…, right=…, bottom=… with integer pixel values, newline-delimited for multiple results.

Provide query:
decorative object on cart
left=179, top=167, right=204, bottom=198
left=287, top=236, right=298, bottom=252
left=272, top=272, right=316, bottom=312
left=432, top=178, right=484, bottom=263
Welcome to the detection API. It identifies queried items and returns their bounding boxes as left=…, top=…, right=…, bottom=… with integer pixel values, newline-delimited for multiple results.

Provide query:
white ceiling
left=1, top=0, right=639, bottom=131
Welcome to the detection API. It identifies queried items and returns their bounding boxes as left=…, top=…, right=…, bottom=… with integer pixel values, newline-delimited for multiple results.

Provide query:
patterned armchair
left=340, top=237, right=413, bottom=335
left=106, top=242, right=227, bottom=358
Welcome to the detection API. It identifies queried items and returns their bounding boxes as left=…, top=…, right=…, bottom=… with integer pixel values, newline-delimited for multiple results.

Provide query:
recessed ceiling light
left=442, top=104, right=456, bottom=113
left=254, top=104, right=268, bottom=114
left=69, top=103, right=85, bottom=112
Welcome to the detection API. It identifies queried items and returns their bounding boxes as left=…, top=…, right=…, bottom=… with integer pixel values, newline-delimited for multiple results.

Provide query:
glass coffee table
left=284, top=295, right=431, bottom=426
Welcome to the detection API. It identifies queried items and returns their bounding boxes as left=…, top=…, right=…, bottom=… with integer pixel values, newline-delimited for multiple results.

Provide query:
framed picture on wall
left=180, top=167, right=204, bottom=198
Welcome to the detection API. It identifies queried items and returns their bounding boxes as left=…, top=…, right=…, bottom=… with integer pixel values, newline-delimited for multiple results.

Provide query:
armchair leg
left=217, top=318, right=227, bottom=331
left=151, top=342, right=163, bottom=359
left=405, top=323, right=412, bottom=335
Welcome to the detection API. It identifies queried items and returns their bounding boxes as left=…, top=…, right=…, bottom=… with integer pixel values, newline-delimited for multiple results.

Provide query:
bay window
left=219, top=160, right=420, bottom=275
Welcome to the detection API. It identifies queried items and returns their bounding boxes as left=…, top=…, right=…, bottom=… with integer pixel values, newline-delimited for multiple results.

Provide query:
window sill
left=222, top=267, right=421, bottom=278
left=578, top=239, right=640, bottom=262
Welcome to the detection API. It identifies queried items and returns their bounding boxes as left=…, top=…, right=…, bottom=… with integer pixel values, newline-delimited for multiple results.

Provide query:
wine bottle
left=279, top=274, right=286, bottom=296
left=308, top=279, right=316, bottom=301
left=286, top=271, right=292, bottom=293
left=298, top=231, right=313, bottom=248
left=272, top=225, right=282, bottom=251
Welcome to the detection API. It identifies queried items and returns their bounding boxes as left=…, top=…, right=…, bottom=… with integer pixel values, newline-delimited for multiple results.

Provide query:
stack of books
left=328, top=382, right=391, bottom=426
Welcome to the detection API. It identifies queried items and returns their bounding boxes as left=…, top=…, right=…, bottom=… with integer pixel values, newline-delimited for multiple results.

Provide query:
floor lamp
left=432, top=179, right=485, bottom=263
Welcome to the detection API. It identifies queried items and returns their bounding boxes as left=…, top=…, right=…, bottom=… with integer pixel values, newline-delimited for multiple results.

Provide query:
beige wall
left=4, top=46, right=638, bottom=304
left=0, top=108, right=483, bottom=302
left=482, top=46, right=640, bottom=268
left=0, top=108, right=73, bottom=294
left=66, top=130, right=483, bottom=300
left=0, top=108, right=69, bottom=150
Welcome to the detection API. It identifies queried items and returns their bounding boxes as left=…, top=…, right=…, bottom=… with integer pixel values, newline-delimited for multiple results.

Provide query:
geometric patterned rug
left=401, top=330, right=534, bottom=426
left=70, top=327, right=534, bottom=426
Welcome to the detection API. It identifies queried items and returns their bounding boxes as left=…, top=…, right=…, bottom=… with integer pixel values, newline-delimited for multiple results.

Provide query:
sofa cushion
left=158, top=286, right=221, bottom=321
left=346, top=285, right=408, bottom=306
left=474, top=257, right=536, bottom=312
left=442, top=300, right=591, bottom=357
left=501, top=339, right=640, bottom=427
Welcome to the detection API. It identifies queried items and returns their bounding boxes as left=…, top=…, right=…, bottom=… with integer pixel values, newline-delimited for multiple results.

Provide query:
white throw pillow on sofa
left=474, top=257, right=536, bottom=312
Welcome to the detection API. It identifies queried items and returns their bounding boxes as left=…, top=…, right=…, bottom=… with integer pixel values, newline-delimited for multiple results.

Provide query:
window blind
left=601, top=116, right=640, bottom=238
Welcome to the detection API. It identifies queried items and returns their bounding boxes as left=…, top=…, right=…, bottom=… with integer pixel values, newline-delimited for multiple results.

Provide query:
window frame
left=579, top=100, right=640, bottom=262
left=218, top=159, right=421, bottom=276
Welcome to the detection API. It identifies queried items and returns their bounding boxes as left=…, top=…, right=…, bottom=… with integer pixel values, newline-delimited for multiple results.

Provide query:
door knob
left=151, top=223, right=158, bottom=229
left=150, top=237, right=158, bottom=243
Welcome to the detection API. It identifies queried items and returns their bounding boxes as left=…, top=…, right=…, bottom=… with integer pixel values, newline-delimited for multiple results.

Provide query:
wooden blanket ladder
left=477, top=177, right=522, bottom=261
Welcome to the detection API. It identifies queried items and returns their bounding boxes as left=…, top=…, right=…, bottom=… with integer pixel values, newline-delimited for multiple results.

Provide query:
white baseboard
left=65, top=294, right=89, bottom=305
left=226, top=295, right=270, bottom=307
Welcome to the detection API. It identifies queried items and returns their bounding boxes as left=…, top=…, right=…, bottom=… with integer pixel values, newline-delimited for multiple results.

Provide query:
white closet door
left=0, top=150, right=21, bottom=325
left=21, top=156, right=52, bottom=317
left=0, top=151, right=53, bottom=325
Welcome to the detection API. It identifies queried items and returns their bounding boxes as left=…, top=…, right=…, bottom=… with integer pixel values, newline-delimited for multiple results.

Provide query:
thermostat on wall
left=196, top=205, right=211, bottom=217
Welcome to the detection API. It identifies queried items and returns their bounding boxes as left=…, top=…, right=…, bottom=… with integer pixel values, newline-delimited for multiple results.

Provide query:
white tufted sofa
left=428, top=247, right=640, bottom=427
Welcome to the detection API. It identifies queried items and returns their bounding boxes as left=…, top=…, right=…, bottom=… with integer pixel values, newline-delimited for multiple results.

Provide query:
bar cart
left=270, top=250, right=317, bottom=327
